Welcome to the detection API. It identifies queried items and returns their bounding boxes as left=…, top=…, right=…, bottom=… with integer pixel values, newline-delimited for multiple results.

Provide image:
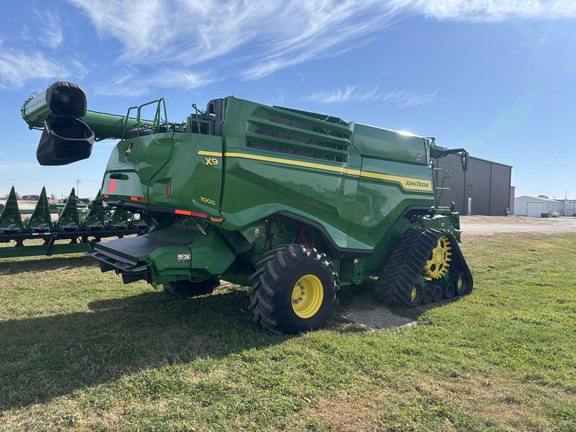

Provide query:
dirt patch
left=287, top=373, right=561, bottom=431
left=341, top=306, right=416, bottom=329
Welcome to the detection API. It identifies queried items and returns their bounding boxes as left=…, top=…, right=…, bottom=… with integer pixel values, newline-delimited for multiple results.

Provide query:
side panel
left=102, top=132, right=224, bottom=216
left=217, top=98, right=435, bottom=253
left=219, top=98, right=360, bottom=250
left=149, top=134, right=223, bottom=214
left=102, top=133, right=175, bottom=200
left=352, top=123, right=428, bottom=165
left=346, top=156, right=434, bottom=252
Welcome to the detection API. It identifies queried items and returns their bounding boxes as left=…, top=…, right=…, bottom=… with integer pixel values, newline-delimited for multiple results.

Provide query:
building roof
left=515, top=195, right=561, bottom=202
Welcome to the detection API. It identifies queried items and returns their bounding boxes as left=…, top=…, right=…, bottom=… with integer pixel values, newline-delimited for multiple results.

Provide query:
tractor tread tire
left=374, top=229, right=473, bottom=307
left=248, top=244, right=339, bottom=334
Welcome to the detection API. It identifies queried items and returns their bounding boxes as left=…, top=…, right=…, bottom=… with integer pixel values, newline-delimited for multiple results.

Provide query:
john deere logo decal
left=125, top=141, right=134, bottom=158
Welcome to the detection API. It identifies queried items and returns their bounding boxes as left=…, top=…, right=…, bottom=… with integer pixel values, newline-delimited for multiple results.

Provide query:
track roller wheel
left=442, top=282, right=455, bottom=300
left=450, top=271, right=469, bottom=296
left=422, top=286, right=433, bottom=304
left=163, top=278, right=219, bottom=297
left=432, top=285, right=443, bottom=302
left=248, top=245, right=339, bottom=334
left=408, top=284, right=423, bottom=307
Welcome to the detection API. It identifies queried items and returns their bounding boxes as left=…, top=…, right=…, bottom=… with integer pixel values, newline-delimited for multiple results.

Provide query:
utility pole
left=75, top=179, right=81, bottom=198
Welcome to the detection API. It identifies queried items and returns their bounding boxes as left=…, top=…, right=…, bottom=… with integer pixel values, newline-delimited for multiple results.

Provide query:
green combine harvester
left=20, top=81, right=473, bottom=334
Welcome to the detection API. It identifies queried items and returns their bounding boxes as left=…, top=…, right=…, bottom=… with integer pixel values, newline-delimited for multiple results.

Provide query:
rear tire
left=248, top=245, right=339, bottom=334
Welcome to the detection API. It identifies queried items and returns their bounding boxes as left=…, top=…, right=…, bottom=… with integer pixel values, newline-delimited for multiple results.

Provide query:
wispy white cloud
left=392, top=0, right=576, bottom=22
left=36, top=11, right=64, bottom=48
left=0, top=50, right=72, bottom=89
left=69, top=0, right=399, bottom=79
left=149, top=69, right=216, bottom=90
left=66, top=0, right=576, bottom=91
left=306, top=86, right=380, bottom=104
left=238, top=2, right=396, bottom=79
left=93, top=68, right=215, bottom=97
left=306, top=86, right=439, bottom=107
left=4, top=0, right=575, bottom=94
left=381, top=88, right=440, bottom=108
left=16, top=12, right=64, bottom=49
left=69, top=0, right=254, bottom=65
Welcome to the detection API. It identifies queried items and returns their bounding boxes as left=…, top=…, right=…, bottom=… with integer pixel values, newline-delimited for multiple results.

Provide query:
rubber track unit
left=375, top=228, right=473, bottom=307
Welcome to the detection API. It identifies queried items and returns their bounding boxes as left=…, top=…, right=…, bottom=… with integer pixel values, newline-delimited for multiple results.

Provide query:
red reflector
left=175, top=209, right=192, bottom=215
left=109, top=179, right=116, bottom=193
left=103, top=194, right=109, bottom=199
left=174, top=209, right=207, bottom=218
left=130, top=196, right=145, bottom=202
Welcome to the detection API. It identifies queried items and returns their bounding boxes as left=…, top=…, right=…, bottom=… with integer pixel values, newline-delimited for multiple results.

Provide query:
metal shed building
left=433, top=154, right=513, bottom=216
left=514, top=196, right=563, bottom=217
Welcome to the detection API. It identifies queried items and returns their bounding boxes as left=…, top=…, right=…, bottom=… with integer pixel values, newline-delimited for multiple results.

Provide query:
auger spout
left=21, top=81, right=144, bottom=166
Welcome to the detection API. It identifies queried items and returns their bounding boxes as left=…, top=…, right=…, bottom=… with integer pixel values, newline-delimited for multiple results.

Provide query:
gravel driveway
left=461, top=215, right=576, bottom=236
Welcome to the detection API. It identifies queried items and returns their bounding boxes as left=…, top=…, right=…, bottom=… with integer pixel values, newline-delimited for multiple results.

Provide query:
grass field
left=0, top=233, right=575, bottom=431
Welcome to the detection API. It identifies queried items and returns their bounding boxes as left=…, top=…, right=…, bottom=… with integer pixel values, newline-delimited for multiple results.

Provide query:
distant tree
left=538, top=194, right=549, bottom=199
left=50, top=194, right=58, bottom=201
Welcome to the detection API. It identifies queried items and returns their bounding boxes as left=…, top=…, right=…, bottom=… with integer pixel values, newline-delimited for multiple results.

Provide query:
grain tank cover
left=352, top=123, right=428, bottom=165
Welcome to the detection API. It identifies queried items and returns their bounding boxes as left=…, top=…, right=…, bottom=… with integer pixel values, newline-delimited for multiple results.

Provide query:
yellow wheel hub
left=291, top=274, right=324, bottom=319
left=456, top=276, right=463, bottom=290
left=423, top=235, right=452, bottom=279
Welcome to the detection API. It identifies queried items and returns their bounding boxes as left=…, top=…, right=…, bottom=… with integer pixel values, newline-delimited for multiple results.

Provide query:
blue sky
left=1, top=0, right=575, bottom=200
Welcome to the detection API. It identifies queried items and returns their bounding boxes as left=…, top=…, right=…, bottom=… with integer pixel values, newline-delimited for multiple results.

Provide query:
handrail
left=122, top=99, right=168, bottom=139
left=433, top=167, right=451, bottom=208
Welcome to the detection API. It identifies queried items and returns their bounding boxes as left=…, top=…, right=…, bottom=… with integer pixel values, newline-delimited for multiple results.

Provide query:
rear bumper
left=87, top=225, right=236, bottom=286
left=87, top=235, right=171, bottom=284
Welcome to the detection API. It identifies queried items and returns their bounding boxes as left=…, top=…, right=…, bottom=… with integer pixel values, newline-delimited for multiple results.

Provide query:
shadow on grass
left=0, top=255, right=99, bottom=275
left=0, top=287, right=287, bottom=411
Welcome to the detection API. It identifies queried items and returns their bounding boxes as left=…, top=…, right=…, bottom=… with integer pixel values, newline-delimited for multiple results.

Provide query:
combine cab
left=21, top=81, right=473, bottom=334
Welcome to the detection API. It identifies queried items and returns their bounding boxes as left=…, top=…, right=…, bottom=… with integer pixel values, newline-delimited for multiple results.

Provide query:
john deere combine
left=20, top=81, right=473, bottom=334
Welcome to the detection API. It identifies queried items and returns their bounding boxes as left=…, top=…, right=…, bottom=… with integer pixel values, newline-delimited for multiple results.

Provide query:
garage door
left=526, top=202, right=544, bottom=217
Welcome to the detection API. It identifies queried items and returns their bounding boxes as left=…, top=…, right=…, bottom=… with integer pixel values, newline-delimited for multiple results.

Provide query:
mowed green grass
left=0, top=234, right=575, bottom=431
